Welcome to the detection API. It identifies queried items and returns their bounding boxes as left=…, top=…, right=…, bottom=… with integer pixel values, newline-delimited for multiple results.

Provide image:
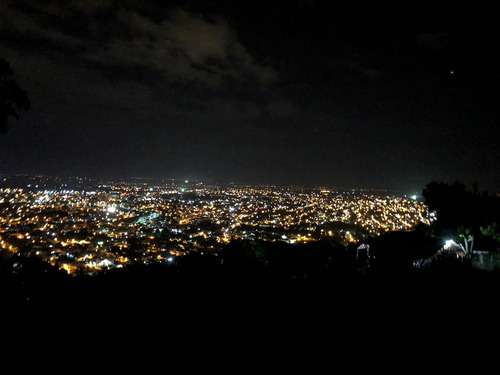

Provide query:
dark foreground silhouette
left=3, top=235, right=500, bottom=368
left=3, top=236, right=499, bottom=317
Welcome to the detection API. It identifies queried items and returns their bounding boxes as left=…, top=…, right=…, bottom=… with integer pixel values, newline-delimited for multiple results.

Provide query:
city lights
left=0, top=176, right=435, bottom=275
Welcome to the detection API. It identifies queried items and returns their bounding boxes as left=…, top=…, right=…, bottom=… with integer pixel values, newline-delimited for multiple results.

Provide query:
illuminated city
left=0, top=175, right=434, bottom=275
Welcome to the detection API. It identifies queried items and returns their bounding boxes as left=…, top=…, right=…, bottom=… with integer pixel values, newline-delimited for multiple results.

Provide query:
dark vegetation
left=0, top=58, right=30, bottom=133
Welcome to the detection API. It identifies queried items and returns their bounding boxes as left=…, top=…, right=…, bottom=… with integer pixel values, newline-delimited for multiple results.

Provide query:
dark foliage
left=0, top=58, right=30, bottom=133
left=423, top=180, right=500, bottom=238
left=0, top=255, right=71, bottom=306
left=367, top=229, right=441, bottom=272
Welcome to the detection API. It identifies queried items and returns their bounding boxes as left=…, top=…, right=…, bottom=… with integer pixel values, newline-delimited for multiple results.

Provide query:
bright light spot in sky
left=411, top=195, right=417, bottom=200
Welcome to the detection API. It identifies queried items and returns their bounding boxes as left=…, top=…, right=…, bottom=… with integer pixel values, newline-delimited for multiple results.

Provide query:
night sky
left=1, top=1, right=499, bottom=194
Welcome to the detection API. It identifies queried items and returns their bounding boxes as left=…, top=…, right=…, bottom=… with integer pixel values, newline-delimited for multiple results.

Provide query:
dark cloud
left=1, top=2, right=276, bottom=89
left=85, top=8, right=277, bottom=88
left=1, top=0, right=285, bottom=131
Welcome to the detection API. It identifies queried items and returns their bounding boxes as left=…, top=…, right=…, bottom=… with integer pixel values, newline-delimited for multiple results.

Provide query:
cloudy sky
left=1, top=1, right=499, bottom=194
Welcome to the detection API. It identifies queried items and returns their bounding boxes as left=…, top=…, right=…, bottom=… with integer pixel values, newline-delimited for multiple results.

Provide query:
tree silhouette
left=424, top=181, right=490, bottom=231
left=422, top=180, right=500, bottom=253
left=0, top=58, right=30, bottom=133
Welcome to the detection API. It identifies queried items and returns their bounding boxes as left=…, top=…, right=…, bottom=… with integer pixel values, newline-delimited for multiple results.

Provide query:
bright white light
left=444, top=239, right=456, bottom=250
left=411, top=195, right=417, bottom=200
left=167, top=257, right=173, bottom=263
left=107, top=205, right=116, bottom=213
left=98, top=259, right=112, bottom=267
